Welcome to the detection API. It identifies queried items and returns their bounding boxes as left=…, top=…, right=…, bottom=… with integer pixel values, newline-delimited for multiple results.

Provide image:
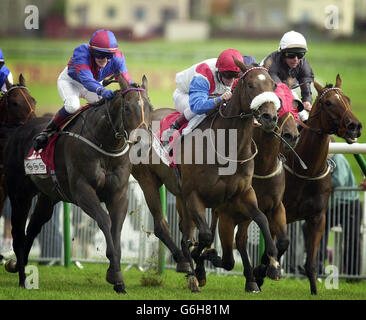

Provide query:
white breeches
left=57, top=67, right=101, bottom=114
left=1, top=72, right=13, bottom=93
left=173, top=88, right=196, bottom=121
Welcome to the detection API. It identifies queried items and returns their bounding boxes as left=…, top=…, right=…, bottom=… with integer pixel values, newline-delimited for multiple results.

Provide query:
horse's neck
left=293, top=128, right=329, bottom=175
left=220, top=94, right=254, bottom=157
left=91, top=100, right=125, bottom=149
left=253, top=128, right=280, bottom=174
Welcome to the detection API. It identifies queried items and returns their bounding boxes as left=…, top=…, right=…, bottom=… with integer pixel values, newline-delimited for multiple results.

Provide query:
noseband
left=0, top=85, right=35, bottom=126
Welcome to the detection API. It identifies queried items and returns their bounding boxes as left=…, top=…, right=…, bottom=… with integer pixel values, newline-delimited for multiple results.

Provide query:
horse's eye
left=248, top=82, right=254, bottom=89
left=325, top=101, right=332, bottom=106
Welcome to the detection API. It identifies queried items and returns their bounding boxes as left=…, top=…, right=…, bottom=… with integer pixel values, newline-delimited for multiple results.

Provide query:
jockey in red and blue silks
left=33, top=29, right=133, bottom=151
left=0, top=48, right=14, bottom=93
left=169, top=48, right=245, bottom=131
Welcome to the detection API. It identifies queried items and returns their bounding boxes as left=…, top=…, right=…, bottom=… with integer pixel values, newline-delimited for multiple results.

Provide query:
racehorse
left=0, top=74, right=36, bottom=215
left=282, top=75, right=362, bottom=294
left=196, top=85, right=300, bottom=291
left=132, top=61, right=283, bottom=292
left=4, top=75, right=152, bottom=293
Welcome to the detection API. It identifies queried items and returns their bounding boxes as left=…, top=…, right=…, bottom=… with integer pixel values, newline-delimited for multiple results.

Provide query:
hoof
left=198, top=278, right=206, bottom=287
left=253, top=264, right=266, bottom=279
left=187, top=275, right=201, bottom=293
left=106, top=269, right=123, bottom=285
left=114, top=283, right=126, bottom=294
left=245, top=281, right=260, bottom=293
left=195, top=268, right=206, bottom=287
left=176, top=262, right=191, bottom=273
left=266, top=263, right=282, bottom=280
left=5, top=259, right=17, bottom=273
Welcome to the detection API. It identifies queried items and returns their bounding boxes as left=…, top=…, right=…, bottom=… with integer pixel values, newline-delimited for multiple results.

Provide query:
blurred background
left=1, top=0, right=366, bottom=179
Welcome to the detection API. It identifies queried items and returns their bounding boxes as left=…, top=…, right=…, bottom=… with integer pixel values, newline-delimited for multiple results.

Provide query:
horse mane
left=324, top=83, right=333, bottom=88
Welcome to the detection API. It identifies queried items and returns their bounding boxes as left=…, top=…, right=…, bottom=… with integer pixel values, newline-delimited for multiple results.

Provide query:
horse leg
left=255, top=203, right=288, bottom=287
left=238, top=188, right=281, bottom=282
left=185, top=191, right=212, bottom=260
left=105, top=184, right=129, bottom=294
left=176, top=197, right=196, bottom=275
left=73, top=181, right=123, bottom=292
left=304, top=213, right=326, bottom=295
left=5, top=192, right=34, bottom=288
left=133, top=171, right=189, bottom=273
left=23, top=194, right=56, bottom=266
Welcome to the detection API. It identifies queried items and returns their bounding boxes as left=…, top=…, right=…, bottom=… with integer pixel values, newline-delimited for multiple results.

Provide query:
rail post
left=63, top=202, right=71, bottom=267
left=158, top=186, right=167, bottom=274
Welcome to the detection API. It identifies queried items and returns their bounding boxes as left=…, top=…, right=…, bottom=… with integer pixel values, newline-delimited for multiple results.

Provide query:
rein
left=0, top=85, right=35, bottom=126
left=285, top=87, right=349, bottom=180
left=207, top=66, right=273, bottom=165
left=62, top=86, right=148, bottom=157
left=297, top=87, right=351, bottom=137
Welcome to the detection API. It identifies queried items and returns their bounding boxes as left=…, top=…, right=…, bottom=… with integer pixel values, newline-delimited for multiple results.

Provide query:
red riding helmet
left=216, top=49, right=243, bottom=73
left=89, top=29, right=118, bottom=54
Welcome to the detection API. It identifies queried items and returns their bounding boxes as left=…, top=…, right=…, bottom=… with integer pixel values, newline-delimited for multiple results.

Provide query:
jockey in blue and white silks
left=169, top=48, right=245, bottom=131
left=0, top=48, right=13, bottom=93
left=33, top=29, right=133, bottom=151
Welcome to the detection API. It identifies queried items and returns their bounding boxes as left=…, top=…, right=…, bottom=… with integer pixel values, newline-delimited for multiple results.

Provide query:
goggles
left=91, top=51, right=114, bottom=60
left=220, top=71, right=240, bottom=79
left=283, top=51, right=305, bottom=59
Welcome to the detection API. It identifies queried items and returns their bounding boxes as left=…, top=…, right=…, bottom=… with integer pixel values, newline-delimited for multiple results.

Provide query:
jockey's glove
left=100, top=88, right=115, bottom=100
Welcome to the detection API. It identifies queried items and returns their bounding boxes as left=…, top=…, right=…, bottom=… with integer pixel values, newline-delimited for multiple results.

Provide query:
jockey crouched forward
left=163, top=49, right=255, bottom=143
left=33, top=29, right=133, bottom=151
left=0, top=48, right=13, bottom=93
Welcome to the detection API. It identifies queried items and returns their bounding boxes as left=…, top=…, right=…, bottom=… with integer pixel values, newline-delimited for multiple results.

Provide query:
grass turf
left=0, top=262, right=366, bottom=300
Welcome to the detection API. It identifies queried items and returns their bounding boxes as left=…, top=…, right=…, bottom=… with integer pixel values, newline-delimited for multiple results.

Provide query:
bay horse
left=132, top=60, right=283, bottom=292
left=0, top=74, right=36, bottom=214
left=196, top=84, right=300, bottom=292
left=282, top=75, right=362, bottom=294
left=4, top=75, right=152, bottom=293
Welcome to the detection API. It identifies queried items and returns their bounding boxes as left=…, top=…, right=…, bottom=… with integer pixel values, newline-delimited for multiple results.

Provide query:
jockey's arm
left=189, top=77, right=221, bottom=115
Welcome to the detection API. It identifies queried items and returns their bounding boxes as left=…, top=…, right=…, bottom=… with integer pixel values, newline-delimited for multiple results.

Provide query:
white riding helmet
left=278, top=31, right=308, bottom=52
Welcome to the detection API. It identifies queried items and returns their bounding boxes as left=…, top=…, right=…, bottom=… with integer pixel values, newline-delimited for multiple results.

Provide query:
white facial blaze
left=257, top=74, right=266, bottom=81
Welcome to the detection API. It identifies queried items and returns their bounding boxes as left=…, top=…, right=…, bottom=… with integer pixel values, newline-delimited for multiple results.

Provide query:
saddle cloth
left=154, top=111, right=207, bottom=167
left=24, top=104, right=92, bottom=176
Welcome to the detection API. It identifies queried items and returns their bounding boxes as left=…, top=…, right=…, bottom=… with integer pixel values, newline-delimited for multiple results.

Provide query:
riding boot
left=33, top=107, right=72, bottom=151
left=162, top=113, right=188, bottom=147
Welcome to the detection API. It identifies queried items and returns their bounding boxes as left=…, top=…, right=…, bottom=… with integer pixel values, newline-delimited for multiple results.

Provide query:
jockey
left=260, top=31, right=314, bottom=121
left=33, top=29, right=133, bottom=151
left=0, top=48, right=13, bottom=93
left=168, top=48, right=244, bottom=133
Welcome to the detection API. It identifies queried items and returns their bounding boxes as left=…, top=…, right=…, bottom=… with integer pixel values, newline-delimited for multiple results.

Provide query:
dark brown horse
left=0, top=74, right=36, bottom=215
left=132, top=61, right=283, bottom=292
left=4, top=75, right=152, bottom=293
left=198, top=93, right=300, bottom=292
left=282, top=75, right=362, bottom=294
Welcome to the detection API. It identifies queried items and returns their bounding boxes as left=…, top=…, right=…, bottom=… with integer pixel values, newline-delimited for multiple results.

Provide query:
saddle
left=24, top=104, right=93, bottom=176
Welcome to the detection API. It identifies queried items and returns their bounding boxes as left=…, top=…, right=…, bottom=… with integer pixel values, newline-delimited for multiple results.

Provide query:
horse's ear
left=262, top=56, right=272, bottom=70
left=142, top=75, right=148, bottom=91
left=118, top=74, right=128, bottom=91
left=234, top=56, right=248, bottom=73
left=19, top=73, right=26, bottom=86
left=314, top=80, right=323, bottom=94
left=335, top=74, right=342, bottom=88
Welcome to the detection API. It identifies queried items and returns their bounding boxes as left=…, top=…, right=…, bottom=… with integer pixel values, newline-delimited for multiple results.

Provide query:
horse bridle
left=0, top=85, right=35, bottom=126
left=298, top=87, right=352, bottom=137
